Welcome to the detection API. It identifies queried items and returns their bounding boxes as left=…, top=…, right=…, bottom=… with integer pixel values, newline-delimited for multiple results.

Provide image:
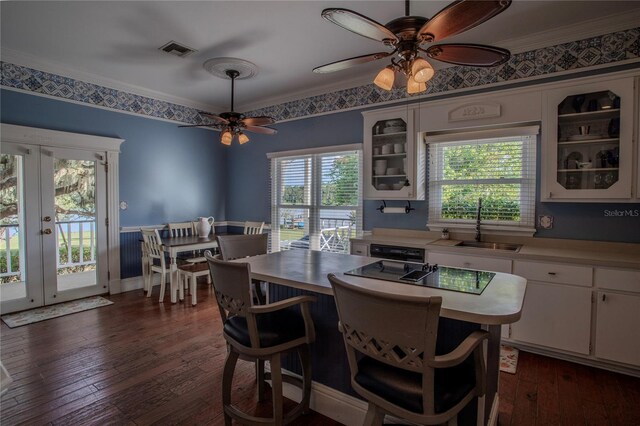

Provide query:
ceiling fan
left=313, top=0, right=512, bottom=94
left=180, top=69, right=277, bottom=145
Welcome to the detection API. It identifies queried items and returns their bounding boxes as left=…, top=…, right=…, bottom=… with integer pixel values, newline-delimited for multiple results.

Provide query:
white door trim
left=1, top=123, right=124, bottom=295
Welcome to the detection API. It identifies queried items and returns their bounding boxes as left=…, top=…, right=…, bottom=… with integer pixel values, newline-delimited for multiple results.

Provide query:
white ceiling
left=2, top=1, right=640, bottom=114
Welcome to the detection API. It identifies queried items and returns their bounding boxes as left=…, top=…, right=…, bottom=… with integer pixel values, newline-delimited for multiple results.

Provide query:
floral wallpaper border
left=1, top=27, right=638, bottom=125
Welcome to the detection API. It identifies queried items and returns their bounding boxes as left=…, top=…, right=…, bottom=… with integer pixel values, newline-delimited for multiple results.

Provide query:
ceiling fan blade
left=425, top=44, right=510, bottom=67
left=201, top=113, right=229, bottom=124
left=321, top=8, right=398, bottom=43
left=178, top=124, right=223, bottom=132
left=418, top=0, right=512, bottom=42
left=245, top=125, right=277, bottom=135
left=243, top=116, right=276, bottom=126
left=313, top=52, right=392, bottom=74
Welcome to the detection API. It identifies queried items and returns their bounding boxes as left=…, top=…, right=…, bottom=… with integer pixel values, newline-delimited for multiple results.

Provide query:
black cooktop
left=344, top=260, right=495, bottom=295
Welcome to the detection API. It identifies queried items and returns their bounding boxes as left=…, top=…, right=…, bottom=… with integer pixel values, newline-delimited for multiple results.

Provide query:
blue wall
left=2, top=88, right=639, bottom=243
left=1, top=89, right=227, bottom=226
left=227, top=105, right=640, bottom=243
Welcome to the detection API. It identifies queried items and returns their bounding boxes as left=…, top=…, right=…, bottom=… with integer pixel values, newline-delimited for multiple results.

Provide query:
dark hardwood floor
left=1, top=283, right=639, bottom=425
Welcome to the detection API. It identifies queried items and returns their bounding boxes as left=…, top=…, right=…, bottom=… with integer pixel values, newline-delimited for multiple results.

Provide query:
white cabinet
left=362, top=105, right=425, bottom=200
left=350, top=242, right=369, bottom=257
left=594, top=291, right=640, bottom=366
left=510, top=260, right=593, bottom=354
left=594, top=267, right=640, bottom=366
left=541, top=77, right=635, bottom=201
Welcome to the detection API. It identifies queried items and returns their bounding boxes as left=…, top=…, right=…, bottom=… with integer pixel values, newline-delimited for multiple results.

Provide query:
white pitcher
left=195, top=216, right=214, bottom=237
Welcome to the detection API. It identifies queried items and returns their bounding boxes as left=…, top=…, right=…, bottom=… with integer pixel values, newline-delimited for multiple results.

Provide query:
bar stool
left=217, top=233, right=268, bottom=304
left=328, top=273, right=489, bottom=426
left=205, top=251, right=316, bottom=426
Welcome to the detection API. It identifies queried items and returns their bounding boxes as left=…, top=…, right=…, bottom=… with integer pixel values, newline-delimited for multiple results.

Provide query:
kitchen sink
left=455, top=241, right=522, bottom=252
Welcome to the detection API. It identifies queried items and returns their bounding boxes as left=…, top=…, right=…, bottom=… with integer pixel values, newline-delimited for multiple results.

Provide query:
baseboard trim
left=281, top=377, right=367, bottom=426
left=503, top=340, right=640, bottom=378
left=119, top=276, right=145, bottom=293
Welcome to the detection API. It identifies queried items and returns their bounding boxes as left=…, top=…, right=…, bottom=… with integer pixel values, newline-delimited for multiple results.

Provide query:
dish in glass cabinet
left=383, top=126, right=406, bottom=134
left=564, top=151, right=583, bottom=169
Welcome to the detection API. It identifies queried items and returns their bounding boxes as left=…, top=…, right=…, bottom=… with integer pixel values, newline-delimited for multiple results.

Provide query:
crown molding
left=0, top=48, right=219, bottom=113
left=499, top=9, right=640, bottom=53
left=239, top=73, right=372, bottom=113
left=243, top=12, right=640, bottom=112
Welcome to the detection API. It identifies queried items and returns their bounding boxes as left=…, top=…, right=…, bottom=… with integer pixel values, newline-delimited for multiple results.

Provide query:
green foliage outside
left=440, top=141, right=523, bottom=222
left=1, top=246, right=95, bottom=283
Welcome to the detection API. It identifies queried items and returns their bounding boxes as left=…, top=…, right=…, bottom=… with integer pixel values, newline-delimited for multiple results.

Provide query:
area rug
left=500, top=345, right=519, bottom=374
left=1, top=296, right=113, bottom=328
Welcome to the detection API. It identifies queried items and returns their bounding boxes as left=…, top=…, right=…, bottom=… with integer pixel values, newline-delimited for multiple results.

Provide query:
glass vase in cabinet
left=541, top=78, right=634, bottom=201
left=362, top=105, right=425, bottom=200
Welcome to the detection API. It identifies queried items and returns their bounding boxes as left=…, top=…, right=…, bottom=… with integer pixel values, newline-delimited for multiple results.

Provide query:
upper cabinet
left=362, top=105, right=425, bottom=200
left=541, top=77, right=636, bottom=201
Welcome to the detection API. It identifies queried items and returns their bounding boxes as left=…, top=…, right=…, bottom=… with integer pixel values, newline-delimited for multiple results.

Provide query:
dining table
left=237, top=249, right=527, bottom=426
left=141, top=233, right=220, bottom=303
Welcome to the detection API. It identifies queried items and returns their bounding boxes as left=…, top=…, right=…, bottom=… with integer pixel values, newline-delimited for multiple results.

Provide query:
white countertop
left=351, top=232, right=640, bottom=270
left=240, top=250, right=526, bottom=326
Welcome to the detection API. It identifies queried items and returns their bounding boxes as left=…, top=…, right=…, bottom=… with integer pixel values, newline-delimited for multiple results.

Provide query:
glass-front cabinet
left=362, top=105, right=425, bottom=200
left=541, top=78, right=635, bottom=201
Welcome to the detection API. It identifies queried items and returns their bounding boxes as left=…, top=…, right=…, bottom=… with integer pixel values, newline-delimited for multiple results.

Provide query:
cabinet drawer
left=427, top=252, right=511, bottom=273
left=351, top=243, right=368, bottom=257
left=594, top=268, right=640, bottom=293
left=513, top=260, right=592, bottom=287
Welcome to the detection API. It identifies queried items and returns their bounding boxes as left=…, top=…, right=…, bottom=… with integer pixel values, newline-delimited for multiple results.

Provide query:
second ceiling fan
left=313, top=0, right=512, bottom=94
left=181, top=66, right=277, bottom=146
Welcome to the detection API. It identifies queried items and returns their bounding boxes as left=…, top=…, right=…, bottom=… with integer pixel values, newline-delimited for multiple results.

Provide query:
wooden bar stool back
left=216, top=234, right=268, bottom=304
left=205, top=251, right=316, bottom=426
left=328, top=273, right=489, bottom=426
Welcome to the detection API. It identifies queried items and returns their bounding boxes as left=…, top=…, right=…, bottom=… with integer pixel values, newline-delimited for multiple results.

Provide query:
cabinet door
left=362, top=105, right=425, bottom=200
left=350, top=243, right=368, bottom=256
left=595, top=291, right=640, bottom=366
left=510, top=281, right=592, bottom=354
left=541, top=77, right=634, bottom=201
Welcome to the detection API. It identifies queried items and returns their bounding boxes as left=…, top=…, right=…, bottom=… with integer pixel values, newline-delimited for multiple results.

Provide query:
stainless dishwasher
left=369, top=244, right=425, bottom=263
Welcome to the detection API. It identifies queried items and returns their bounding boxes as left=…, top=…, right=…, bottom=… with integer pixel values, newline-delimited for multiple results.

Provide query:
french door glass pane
left=0, top=153, right=26, bottom=301
left=54, top=158, right=98, bottom=291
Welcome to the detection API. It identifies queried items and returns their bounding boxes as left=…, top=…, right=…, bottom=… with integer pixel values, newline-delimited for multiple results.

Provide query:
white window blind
left=426, top=126, right=538, bottom=232
left=270, top=147, right=362, bottom=253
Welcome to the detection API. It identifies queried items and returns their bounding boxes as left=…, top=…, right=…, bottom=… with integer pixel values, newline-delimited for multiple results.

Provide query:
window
left=426, top=126, right=538, bottom=233
left=269, top=145, right=362, bottom=253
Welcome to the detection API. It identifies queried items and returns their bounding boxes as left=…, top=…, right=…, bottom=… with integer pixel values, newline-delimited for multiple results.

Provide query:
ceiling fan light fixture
left=221, top=130, right=233, bottom=146
left=238, top=132, right=250, bottom=145
left=407, top=75, right=427, bottom=94
left=374, top=66, right=395, bottom=91
left=411, top=57, right=434, bottom=83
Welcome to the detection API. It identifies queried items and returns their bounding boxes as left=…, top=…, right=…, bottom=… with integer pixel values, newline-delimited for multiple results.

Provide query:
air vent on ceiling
left=159, top=40, right=197, bottom=57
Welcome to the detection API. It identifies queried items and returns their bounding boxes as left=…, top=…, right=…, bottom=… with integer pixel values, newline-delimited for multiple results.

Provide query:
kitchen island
left=240, top=249, right=527, bottom=426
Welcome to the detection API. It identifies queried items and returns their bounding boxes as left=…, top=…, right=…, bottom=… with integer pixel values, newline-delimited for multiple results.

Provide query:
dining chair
left=205, top=251, right=316, bottom=426
left=243, top=221, right=265, bottom=235
left=168, top=221, right=208, bottom=264
left=178, top=261, right=209, bottom=306
left=141, top=228, right=170, bottom=302
left=217, top=233, right=269, bottom=304
left=328, top=273, right=489, bottom=426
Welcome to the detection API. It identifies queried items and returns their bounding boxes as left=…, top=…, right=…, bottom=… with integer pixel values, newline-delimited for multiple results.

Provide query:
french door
left=1, top=142, right=108, bottom=313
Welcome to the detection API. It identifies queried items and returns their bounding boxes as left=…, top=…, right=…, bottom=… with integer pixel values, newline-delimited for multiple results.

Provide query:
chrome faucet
left=475, top=198, right=483, bottom=242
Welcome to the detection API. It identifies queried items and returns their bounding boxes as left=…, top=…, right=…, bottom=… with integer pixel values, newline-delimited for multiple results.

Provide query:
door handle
left=42, top=229, right=52, bottom=235
left=43, top=216, right=52, bottom=222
